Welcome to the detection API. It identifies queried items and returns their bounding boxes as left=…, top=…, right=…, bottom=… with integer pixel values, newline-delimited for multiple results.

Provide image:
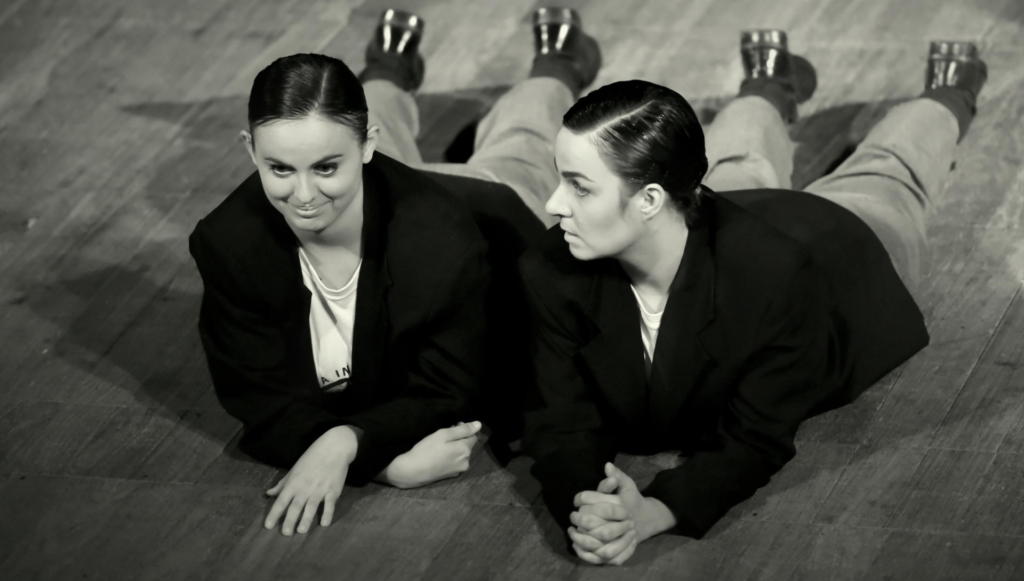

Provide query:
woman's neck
left=619, top=213, right=689, bottom=304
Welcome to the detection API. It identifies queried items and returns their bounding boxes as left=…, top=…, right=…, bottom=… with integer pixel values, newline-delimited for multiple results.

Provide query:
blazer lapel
left=350, top=165, right=393, bottom=403
left=647, top=217, right=716, bottom=431
left=578, top=261, right=649, bottom=424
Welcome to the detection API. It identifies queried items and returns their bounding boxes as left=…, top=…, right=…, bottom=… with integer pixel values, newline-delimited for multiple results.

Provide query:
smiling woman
left=187, top=53, right=534, bottom=537
left=247, top=115, right=367, bottom=238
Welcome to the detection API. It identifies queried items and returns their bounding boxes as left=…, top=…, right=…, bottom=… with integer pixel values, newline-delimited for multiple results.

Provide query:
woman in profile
left=522, top=32, right=985, bottom=564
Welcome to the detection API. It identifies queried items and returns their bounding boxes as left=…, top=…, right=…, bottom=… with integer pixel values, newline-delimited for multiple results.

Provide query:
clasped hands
left=568, top=462, right=676, bottom=566
left=263, top=421, right=481, bottom=535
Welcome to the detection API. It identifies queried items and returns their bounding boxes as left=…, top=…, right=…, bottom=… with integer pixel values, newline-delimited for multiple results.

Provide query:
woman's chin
left=566, top=242, right=597, bottom=261
left=286, top=214, right=329, bottom=234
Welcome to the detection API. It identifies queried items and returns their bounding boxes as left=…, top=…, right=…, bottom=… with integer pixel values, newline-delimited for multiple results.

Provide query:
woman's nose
left=292, top=175, right=316, bottom=204
left=545, top=183, right=569, bottom=217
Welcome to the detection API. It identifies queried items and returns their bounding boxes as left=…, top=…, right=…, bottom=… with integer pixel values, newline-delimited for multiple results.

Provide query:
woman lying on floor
left=521, top=33, right=985, bottom=564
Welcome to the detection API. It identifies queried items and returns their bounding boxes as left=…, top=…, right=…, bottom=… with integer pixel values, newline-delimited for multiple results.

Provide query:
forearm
left=374, top=453, right=431, bottom=489
left=532, top=446, right=612, bottom=528
left=230, top=396, right=349, bottom=468
left=320, top=425, right=361, bottom=463
left=642, top=439, right=784, bottom=537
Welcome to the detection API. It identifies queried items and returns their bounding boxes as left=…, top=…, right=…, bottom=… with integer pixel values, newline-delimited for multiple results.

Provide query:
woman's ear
left=239, top=130, right=257, bottom=165
left=362, top=125, right=380, bottom=164
left=638, top=183, right=668, bottom=220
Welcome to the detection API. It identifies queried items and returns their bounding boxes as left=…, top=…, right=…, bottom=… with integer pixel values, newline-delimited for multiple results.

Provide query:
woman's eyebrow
left=560, top=170, right=593, bottom=183
left=263, top=154, right=343, bottom=165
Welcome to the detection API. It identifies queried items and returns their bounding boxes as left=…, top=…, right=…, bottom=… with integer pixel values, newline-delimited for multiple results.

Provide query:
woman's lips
left=292, top=204, right=324, bottom=217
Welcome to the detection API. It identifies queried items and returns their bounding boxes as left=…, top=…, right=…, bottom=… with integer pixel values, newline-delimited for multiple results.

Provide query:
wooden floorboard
left=2, top=0, right=1023, bottom=578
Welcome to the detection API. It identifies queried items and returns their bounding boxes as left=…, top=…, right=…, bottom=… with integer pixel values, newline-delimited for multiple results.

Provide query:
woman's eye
left=570, top=181, right=590, bottom=196
left=314, top=164, right=338, bottom=176
left=269, top=165, right=293, bottom=176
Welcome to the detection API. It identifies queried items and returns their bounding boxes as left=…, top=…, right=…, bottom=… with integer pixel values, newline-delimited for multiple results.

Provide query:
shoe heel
left=926, top=41, right=980, bottom=91
left=533, top=7, right=581, bottom=54
left=740, top=29, right=789, bottom=80
left=378, top=8, right=424, bottom=55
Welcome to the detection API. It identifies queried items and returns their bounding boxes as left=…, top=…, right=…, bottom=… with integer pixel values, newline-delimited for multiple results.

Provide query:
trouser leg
left=702, top=96, right=796, bottom=191
left=363, top=79, right=424, bottom=164
left=428, top=77, right=573, bottom=223
left=364, top=77, right=572, bottom=225
left=803, top=98, right=960, bottom=290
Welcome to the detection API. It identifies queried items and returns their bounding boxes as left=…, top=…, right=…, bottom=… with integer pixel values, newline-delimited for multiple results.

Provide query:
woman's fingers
left=573, top=544, right=605, bottom=565
left=570, top=510, right=611, bottom=531
left=574, top=490, right=622, bottom=507
left=578, top=501, right=630, bottom=521
left=568, top=526, right=604, bottom=552
left=596, top=476, right=618, bottom=494
left=604, top=463, right=638, bottom=494
left=264, top=488, right=292, bottom=529
left=266, top=477, right=284, bottom=497
left=445, top=421, right=482, bottom=441
left=321, top=495, right=337, bottom=527
left=608, top=539, right=637, bottom=566
left=570, top=527, right=638, bottom=566
left=281, top=495, right=306, bottom=535
left=296, top=497, right=320, bottom=534
left=593, top=529, right=637, bottom=563
left=587, top=519, right=635, bottom=543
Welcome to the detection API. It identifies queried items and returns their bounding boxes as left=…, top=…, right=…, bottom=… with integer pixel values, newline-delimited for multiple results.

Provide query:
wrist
left=380, top=456, right=416, bottom=489
left=636, top=496, right=676, bottom=541
left=324, top=425, right=360, bottom=463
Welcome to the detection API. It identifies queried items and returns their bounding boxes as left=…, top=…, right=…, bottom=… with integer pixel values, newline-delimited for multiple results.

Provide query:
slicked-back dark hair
left=248, top=53, right=368, bottom=141
left=563, top=80, right=709, bottom=225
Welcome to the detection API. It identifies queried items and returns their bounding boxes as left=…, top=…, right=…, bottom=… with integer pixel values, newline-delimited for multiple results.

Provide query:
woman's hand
left=264, top=425, right=359, bottom=535
left=568, top=463, right=677, bottom=565
left=379, top=421, right=482, bottom=489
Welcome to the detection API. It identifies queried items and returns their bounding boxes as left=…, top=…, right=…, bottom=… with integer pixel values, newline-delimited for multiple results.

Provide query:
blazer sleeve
left=521, top=261, right=617, bottom=531
left=643, top=258, right=837, bottom=537
left=189, top=225, right=346, bottom=469
left=338, top=242, right=490, bottom=482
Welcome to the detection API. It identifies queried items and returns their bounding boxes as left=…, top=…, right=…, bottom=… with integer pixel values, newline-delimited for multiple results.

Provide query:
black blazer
left=189, top=153, right=542, bottom=482
left=520, top=188, right=928, bottom=538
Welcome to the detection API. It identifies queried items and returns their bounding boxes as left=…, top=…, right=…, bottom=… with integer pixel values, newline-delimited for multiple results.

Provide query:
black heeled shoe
left=359, top=8, right=426, bottom=92
left=529, top=7, right=602, bottom=97
left=738, top=29, right=817, bottom=123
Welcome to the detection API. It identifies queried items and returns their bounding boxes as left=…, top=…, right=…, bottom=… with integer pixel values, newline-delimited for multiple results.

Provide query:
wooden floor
left=2, top=0, right=1023, bottom=579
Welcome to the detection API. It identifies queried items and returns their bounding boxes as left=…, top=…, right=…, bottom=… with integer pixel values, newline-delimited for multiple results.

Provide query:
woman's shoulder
left=189, top=171, right=295, bottom=287
left=365, top=156, right=487, bottom=285
left=192, top=171, right=286, bottom=246
left=369, top=155, right=479, bottom=234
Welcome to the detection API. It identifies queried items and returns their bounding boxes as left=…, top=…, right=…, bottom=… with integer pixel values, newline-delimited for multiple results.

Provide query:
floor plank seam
left=933, top=283, right=1021, bottom=445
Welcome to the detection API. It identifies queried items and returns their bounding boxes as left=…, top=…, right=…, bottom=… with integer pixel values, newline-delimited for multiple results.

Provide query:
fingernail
left=473, top=421, right=482, bottom=429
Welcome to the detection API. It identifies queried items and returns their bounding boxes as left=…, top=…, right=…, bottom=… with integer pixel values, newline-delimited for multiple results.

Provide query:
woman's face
left=246, top=114, right=376, bottom=236
left=545, top=127, right=645, bottom=260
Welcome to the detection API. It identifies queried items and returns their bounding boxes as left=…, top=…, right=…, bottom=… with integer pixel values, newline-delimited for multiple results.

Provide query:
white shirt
left=630, top=285, right=665, bottom=375
left=298, top=247, right=361, bottom=393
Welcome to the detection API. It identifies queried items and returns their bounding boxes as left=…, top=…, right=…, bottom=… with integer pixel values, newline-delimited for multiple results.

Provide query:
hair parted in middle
left=247, top=53, right=369, bottom=142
